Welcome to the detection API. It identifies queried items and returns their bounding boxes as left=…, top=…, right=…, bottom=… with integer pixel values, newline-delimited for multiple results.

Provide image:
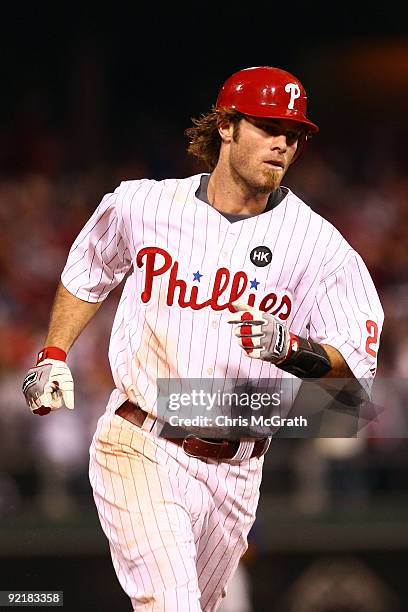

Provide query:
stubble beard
left=230, top=157, right=284, bottom=196
left=259, top=166, right=283, bottom=193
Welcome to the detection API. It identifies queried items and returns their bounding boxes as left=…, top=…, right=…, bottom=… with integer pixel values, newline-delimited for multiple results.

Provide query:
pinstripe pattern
left=61, top=173, right=383, bottom=416
left=62, top=173, right=383, bottom=610
left=90, top=412, right=262, bottom=611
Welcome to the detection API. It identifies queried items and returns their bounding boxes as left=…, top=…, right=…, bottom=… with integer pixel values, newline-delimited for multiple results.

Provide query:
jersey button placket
left=219, top=229, right=236, bottom=264
left=206, top=316, right=220, bottom=375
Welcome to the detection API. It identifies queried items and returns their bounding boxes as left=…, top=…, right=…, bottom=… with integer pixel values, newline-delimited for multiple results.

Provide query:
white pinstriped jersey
left=61, top=173, right=384, bottom=418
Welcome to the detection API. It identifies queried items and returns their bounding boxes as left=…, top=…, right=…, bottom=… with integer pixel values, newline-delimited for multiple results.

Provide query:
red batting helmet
left=216, top=66, right=319, bottom=134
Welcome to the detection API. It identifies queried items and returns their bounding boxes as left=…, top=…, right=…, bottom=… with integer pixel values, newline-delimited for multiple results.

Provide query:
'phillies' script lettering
left=136, top=246, right=292, bottom=319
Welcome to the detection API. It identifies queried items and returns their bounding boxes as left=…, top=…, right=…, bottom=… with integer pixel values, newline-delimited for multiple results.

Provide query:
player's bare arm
left=22, top=282, right=102, bottom=415
left=320, top=345, right=352, bottom=378
left=44, top=281, right=103, bottom=353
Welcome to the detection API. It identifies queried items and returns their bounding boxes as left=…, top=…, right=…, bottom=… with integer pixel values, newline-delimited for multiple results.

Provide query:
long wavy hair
left=185, top=108, right=244, bottom=171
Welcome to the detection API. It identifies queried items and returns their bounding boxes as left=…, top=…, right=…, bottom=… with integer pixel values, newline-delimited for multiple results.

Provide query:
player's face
left=227, top=117, right=302, bottom=193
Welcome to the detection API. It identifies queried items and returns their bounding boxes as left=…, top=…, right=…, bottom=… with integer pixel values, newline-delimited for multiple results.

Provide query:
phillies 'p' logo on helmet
left=284, top=82, right=301, bottom=110
left=215, top=66, right=319, bottom=135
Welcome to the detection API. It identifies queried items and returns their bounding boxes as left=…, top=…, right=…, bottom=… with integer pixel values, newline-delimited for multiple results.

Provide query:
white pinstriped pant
left=89, top=412, right=264, bottom=611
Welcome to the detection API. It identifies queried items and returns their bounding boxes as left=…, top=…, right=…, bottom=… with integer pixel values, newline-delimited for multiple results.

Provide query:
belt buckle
left=181, top=435, right=201, bottom=459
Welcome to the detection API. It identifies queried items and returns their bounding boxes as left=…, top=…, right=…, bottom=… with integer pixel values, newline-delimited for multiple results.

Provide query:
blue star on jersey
left=193, top=271, right=203, bottom=282
left=250, top=278, right=259, bottom=289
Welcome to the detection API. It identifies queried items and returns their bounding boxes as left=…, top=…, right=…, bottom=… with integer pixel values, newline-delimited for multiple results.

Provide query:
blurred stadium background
left=1, top=5, right=408, bottom=611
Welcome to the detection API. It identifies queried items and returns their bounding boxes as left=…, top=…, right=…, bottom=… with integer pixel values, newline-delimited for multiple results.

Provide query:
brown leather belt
left=115, top=400, right=269, bottom=461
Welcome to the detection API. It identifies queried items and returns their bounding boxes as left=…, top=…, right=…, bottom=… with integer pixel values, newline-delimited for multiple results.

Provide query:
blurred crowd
left=0, top=118, right=407, bottom=527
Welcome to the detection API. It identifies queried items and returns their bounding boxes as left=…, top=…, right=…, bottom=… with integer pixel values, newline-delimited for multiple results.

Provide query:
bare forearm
left=321, top=344, right=353, bottom=378
left=44, top=282, right=103, bottom=353
left=318, top=343, right=365, bottom=404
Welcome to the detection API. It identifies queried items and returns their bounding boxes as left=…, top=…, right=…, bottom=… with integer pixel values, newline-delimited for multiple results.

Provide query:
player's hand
left=227, top=300, right=290, bottom=363
left=22, top=358, right=74, bottom=416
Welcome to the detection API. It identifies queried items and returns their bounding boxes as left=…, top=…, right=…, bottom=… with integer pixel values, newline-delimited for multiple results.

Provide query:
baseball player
left=22, top=66, right=384, bottom=611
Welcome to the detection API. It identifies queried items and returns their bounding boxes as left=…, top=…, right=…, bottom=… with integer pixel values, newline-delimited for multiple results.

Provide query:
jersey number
left=365, top=320, right=379, bottom=357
